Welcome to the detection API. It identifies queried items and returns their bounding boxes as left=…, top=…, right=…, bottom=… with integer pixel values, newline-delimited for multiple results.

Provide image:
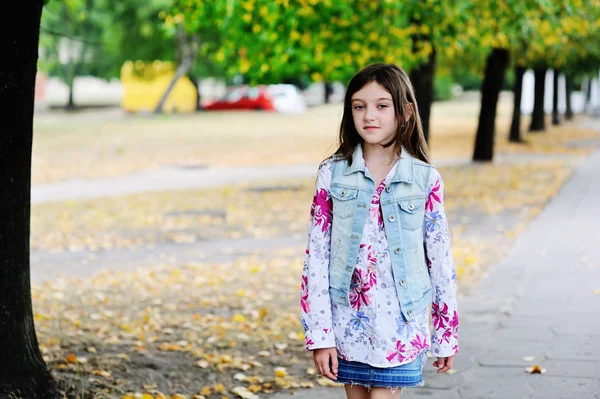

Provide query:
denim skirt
left=336, top=353, right=426, bottom=389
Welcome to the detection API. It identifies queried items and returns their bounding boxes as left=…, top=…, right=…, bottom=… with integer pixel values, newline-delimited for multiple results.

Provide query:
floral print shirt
left=301, top=157, right=459, bottom=367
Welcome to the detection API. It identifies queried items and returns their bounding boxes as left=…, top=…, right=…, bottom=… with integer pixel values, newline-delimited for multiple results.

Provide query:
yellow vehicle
left=120, top=60, right=196, bottom=114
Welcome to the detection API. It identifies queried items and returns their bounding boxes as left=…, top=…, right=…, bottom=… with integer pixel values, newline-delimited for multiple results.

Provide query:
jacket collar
left=343, top=144, right=414, bottom=184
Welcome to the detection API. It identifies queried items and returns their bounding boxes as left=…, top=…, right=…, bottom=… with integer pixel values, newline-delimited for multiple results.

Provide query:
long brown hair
left=333, top=63, right=430, bottom=165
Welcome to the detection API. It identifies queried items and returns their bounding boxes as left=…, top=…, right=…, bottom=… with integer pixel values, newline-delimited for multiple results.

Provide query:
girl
left=300, top=63, right=459, bottom=399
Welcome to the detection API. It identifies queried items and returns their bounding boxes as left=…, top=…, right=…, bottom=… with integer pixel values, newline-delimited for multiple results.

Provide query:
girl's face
left=351, top=81, right=398, bottom=147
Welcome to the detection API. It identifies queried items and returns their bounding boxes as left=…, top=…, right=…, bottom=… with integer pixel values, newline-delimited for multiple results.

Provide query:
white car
left=267, top=84, right=308, bottom=114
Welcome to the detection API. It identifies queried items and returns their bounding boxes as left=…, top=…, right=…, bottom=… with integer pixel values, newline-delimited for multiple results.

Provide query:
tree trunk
left=154, top=61, right=192, bottom=114
left=0, top=2, right=60, bottom=397
left=154, top=25, right=198, bottom=114
left=529, top=67, right=547, bottom=132
left=565, top=74, right=573, bottom=120
left=552, top=69, right=560, bottom=125
left=509, top=65, right=526, bottom=143
left=585, top=78, right=592, bottom=112
left=409, top=48, right=436, bottom=144
left=67, top=79, right=75, bottom=109
left=472, top=48, right=510, bottom=162
left=188, top=74, right=202, bottom=111
left=324, top=81, right=333, bottom=104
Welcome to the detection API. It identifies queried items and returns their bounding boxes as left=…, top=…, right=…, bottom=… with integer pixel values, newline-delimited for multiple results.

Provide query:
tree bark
left=585, top=77, right=592, bottom=112
left=472, top=48, right=510, bottom=162
left=552, top=69, right=560, bottom=125
left=509, top=65, right=526, bottom=143
left=324, top=81, right=333, bottom=104
left=565, top=74, right=573, bottom=120
left=0, top=1, right=60, bottom=397
left=409, top=48, right=436, bottom=144
left=154, top=24, right=198, bottom=114
left=529, top=67, right=547, bottom=132
left=187, top=74, right=202, bottom=111
left=67, top=77, right=75, bottom=109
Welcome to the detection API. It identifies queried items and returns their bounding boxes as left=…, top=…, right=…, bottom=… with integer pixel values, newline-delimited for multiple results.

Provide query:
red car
left=204, top=85, right=276, bottom=111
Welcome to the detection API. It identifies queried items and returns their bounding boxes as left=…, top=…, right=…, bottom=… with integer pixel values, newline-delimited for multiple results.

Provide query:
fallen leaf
left=66, top=354, right=77, bottom=364
left=231, top=386, right=260, bottom=399
left=525, top=364, right=546, bottom=374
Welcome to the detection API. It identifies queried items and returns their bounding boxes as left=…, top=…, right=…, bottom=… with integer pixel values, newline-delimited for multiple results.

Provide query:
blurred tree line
left=38, top=0, right=600, bottom=160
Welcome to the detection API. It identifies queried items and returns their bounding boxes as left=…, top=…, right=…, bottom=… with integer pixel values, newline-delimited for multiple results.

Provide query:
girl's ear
left=404, top=103, right=414, bottom=122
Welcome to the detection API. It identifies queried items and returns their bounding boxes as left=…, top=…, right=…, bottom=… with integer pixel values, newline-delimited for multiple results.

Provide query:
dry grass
left=33, top=92, right=596, bottom=184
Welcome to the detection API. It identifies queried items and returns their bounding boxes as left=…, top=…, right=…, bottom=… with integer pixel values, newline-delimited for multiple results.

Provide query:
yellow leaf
left=232, top=314, right=246, bottom=323
left=215, top=384, right=226, bottom=394
left=141, top=394, right=154, bottom=399
left=66, top=354, right=77, bottom=364
left=274, top=367, right=288, bottom=377
left=200, top=387, right=212, bottom=396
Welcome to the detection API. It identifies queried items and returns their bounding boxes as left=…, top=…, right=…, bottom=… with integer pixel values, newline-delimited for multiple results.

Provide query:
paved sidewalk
left=31, top=153, right=579, bottom=204
left=273, top=148, right=600, bottom=398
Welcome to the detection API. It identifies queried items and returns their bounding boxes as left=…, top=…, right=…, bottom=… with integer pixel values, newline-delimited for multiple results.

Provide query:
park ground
left=29, top=92, right=600, bottom=398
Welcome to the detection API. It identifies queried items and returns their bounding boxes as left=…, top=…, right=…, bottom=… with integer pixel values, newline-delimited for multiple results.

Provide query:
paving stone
left=458, top=367, right=535, bottom=399
left=476, top=350, right=547, bottom=368
left=540, top=360, right=600, bottom=379
left=412, top=388, right=461, bottom=398
left=528, top=376, right=600, bottom=398
left=545, top=335, right=599, bottom=362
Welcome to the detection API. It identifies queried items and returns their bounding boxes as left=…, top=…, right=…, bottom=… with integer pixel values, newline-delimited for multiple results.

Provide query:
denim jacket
left=329, top=145, right=432, bottom=321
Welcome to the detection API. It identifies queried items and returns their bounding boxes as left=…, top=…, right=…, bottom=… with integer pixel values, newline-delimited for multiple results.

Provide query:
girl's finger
left=331, top=355, right=339, bottom=376
left=321, top=360, right=333, bottom=379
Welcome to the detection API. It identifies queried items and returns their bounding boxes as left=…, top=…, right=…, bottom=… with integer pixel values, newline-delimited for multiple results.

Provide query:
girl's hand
left=433, top=355, right=455, bottom=373
left=313, top=347, right=338, bottom=380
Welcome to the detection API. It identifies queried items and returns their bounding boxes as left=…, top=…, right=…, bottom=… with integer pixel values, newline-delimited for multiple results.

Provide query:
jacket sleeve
left=301, top=159, right=336, bottom=351
left=424, top=167, right=459, bottom=357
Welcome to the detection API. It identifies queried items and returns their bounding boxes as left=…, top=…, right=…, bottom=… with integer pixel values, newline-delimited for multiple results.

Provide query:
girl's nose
left=364, top=107, right=376, bottom=121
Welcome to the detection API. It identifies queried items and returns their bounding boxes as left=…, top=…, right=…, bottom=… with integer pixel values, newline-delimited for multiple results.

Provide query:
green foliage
left=434, top=73, right=455, bottom=101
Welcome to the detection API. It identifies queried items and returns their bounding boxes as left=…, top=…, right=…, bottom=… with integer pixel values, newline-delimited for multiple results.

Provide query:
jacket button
left=408, top=203, right=414, bottom=210
left=389, top=215, right=396, bottom=222
left=407, top=310, right=412, bottom=317
left=394, top=248, right=401, bottom=255
left=340, top=190, right=346, bottom=197
left=385, top=186, right=391, bottom=193
left=399, top=279, right=405, bottom=286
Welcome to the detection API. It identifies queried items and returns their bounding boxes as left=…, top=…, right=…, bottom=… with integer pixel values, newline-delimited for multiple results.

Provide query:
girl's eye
left=354, top=105, right=365, bottom=110
left=378, top=104, right=389, bottom=109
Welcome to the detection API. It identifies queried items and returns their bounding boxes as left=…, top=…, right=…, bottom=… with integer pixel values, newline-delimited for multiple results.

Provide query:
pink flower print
left=426, top=179, right=441, bottom=212
left=300, top=275, right=310, bottom=313
left=349, top=269, right=372, bottom=311
left=372, top=181, right=386, bottom=206
left=386, top=340, right=407, bottom=363
left=305, top=336, right=314, bottom=348
left=440, top=328, right=453, bottom=344
left=310, top=188, right=332, bottom=233
left=426, top=255, right=432, bottom=270
left=432, top=302, right=450, bottom=330
left=367, top=264, right=377, bottom=287
left=367, top=247, right=377, bottom=264
left=410, top=334, right=430, bottom=351
left=323, top=328, right=330, bottom=333
left=366, top=248, right=377, bottom=286
left=450, top=310, right=459, bottom=329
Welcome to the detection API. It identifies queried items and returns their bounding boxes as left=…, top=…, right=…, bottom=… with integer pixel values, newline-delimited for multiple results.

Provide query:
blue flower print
left=425, top=210, right=442, bottom=233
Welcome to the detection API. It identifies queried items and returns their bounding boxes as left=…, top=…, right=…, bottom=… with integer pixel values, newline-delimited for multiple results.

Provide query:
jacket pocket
left=397, top=196, right=425, bottom=231
left=331, top=186, right=358, bottom=219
